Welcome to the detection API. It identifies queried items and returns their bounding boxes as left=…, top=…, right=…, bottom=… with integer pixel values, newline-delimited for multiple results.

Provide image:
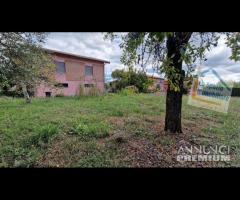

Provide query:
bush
left=0, top=145, right=39, bottom=167
left=73, top=123, right=89, bottom=135
left=0, top=84, right=34, bottom=97
left=111, top=68, right=153, bottom=93
left=38, top=124, right=59, bottom=143
left=23, top=124, right=59, bottom=148
left=78, top=85, right=85, bottom=96
left=119, top=86, right=138, bottom=96
left=70, top=122, right=109, bottom=139
left=88, top=85, right=100, bottom=96
left=77, top=84, right=100, bottom=96
left=55, top=93, right=65, bottom=97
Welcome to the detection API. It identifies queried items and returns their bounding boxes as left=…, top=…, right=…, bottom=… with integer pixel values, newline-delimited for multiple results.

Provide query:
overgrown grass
left=23, top=124, right=59, bottom=148
left=70, top=121, right=110, bottom=139
left=0, top=94, right=239, bottom=167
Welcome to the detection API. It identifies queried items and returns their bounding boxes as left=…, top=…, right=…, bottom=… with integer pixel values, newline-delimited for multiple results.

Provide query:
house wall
left=148, top=77, right=168, bottom=92
left=35, top=53, right=105, bottom=97
left=159, top=79, right=168, bottom=92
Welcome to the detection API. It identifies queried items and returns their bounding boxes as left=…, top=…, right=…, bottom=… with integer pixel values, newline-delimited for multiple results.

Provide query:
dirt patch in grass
left=108, top=117, right=126, bottom=128
left=1, top=95, right=238, bottom=167
left=36, top=134, right=86, bottom=167
left=120, top=133, right=217, bottom=167
left=120, top=137, right=163, bottom=167
left=107, top=116, right=220, bottom=167
left=35, top=115, right=231, bottom=167
left=36, top=132, right=119, bottom=167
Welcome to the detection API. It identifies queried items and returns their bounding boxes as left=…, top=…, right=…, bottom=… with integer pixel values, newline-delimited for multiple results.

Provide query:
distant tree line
left=231, top=82, right=240, bottom=96
left=107, top=68, right=153, bottom=93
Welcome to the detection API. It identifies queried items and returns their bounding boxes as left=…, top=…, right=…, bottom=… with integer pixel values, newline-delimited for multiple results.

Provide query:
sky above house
left=44, top=32, right=240, bottom=83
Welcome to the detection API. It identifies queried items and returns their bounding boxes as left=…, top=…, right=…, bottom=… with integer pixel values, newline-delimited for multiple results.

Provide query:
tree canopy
left=105, top=32, right=240, bottom=90
left=0, top=32, right=55, bottom=101
left=104, top=32, right=240, bottom=133
left=111, top=68, right=153, bottom=93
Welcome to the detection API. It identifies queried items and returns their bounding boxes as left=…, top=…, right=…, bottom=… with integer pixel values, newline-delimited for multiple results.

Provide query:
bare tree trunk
left=164, top=32, right=192, bottom=133
left=21, top=83, right=31, bottom=103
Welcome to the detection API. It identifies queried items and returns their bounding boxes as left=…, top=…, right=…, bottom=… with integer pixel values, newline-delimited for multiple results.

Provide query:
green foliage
left=24, top=124, right=59, bottom=148
left=0, top=84, right=34, bottom=97
left=226, top=32, right=240, bottom=61
left=111, top=68, right=153, bottom=93
left=55, top=93, right=65, bottom=97
left=0, top=145, right=39, bottom=167
left=234, top=81, right=240, bottom=88
left=0, top=95, right=240, bottom=167
left=119, top=86, right=138, bottom=96
left=0, top=32, right=55, bottom=99
left=72, top=123, right=89, bottom=135
left=78, top=84, right=85, bottom=96
left=88, top=85, right=100, bottom=96
left=77, top=84, right=100, bottom=96
left=71, top=121, right=110, bottom=139
left=72, top=141, right=119, bottom=167
left=75, top=151, right=112, bottom=167
left=104, top=32, right=240, bottom=92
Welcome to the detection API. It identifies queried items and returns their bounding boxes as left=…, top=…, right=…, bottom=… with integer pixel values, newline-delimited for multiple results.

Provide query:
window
left=55, top=61, right=66, bottom=74
left=156, top=83, right=161, bottom=89
left=45, top=92, right=51, bottom=97
left=55, top=83, right=68, bottom=88
left=85, top=66, right=93, bottom=76
left=84, top=84, right=94, bottom=88
left=62, top=83, right=68, bottom=88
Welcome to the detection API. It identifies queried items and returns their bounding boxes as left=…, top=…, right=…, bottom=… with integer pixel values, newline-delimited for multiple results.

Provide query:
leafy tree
left=104, top=32, right=240, bottom=133
left=234, top=81, right=240, bottom=88
left=0, top=32, right=55, bottom=103
left=111, top=68, right=153, bottom=93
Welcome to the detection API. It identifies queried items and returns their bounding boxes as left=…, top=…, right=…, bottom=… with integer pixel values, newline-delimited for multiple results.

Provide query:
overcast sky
left=44, top=32, right=240, bottom=82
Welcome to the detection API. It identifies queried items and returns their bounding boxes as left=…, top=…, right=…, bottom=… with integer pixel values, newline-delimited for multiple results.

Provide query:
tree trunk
left=164, top=32, right=192, bottom=133
left=165, top=75, right=184, bottom=133
left=21, top=83, right=31, bottom=103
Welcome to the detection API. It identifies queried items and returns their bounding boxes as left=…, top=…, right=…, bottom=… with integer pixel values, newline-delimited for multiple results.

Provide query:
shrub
left=0, top=84, right=35, bottom=97
left=38, top=124, right=59, bottom=143
left=73, top=123, right=89, bottom=135
left=88, top=85, right=100, bottom=96
left=77, top=84, right=100, bottom=96
left=77, top=85, right=85, bottom=96
left=0, top=145, right=39, bottom=167
left=119, top=86, right=138, bottom=96
left=70, top=122, right=109, bottom=139
left=111, top=68, right=153, bottom=93
left=23, top=124, right=59, bottom=148
left=87, top=123, right=109, bottom=138
left=55, top=93, right=65, bottom=97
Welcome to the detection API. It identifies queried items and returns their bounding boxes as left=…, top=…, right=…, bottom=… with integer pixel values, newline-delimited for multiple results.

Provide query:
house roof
left=43, top=48, right=110, bottom=64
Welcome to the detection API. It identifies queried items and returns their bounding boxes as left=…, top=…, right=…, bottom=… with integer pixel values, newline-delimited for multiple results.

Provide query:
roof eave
left=43, top=48, right=110, bottom=64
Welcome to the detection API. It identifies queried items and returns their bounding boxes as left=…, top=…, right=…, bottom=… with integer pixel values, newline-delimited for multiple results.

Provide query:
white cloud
left=44, top=32, right=240, bottom=83
left=201, top=36, right=240, bottom=82
left=44, top=32, right=123, bottom=75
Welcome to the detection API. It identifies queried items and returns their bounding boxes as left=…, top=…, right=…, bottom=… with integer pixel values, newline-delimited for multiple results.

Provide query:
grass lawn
left=0, top=93, right=239, bottom=167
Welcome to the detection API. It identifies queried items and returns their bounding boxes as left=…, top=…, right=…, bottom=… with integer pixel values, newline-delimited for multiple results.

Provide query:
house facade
left=35, top=49, right=110, bottom=97
left=148, top=75, right=168, bottom=93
